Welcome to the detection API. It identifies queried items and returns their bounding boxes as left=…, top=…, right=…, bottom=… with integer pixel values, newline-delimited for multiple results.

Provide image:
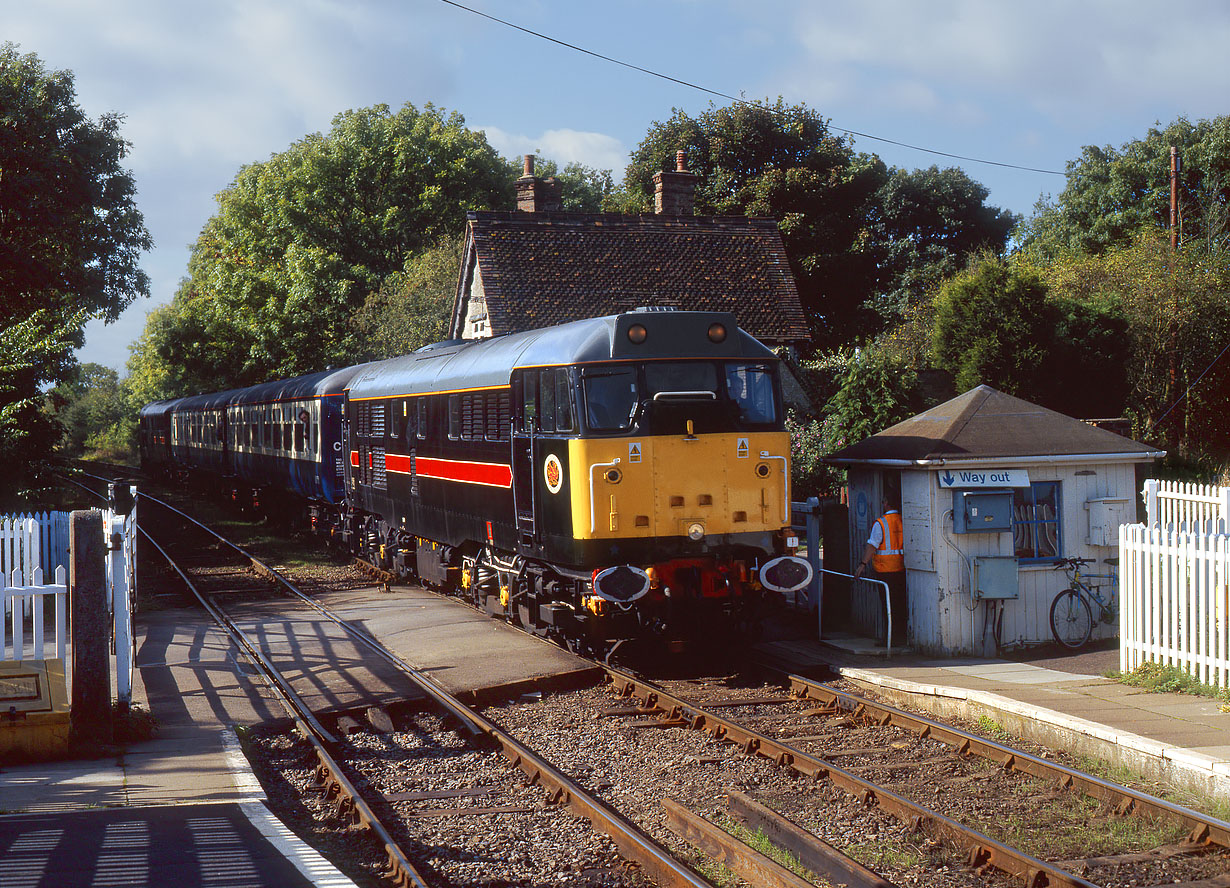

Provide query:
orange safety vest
left=871, top=511, right=905, bottom=573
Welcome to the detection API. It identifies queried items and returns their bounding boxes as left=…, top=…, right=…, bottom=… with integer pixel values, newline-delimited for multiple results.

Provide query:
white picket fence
left=0, top=504, right=137, bottom=704
left=1141, top=478, right=1230, bottom=533
left=1, top=566, right=68, bottom=662
left=1122, top=480, right=1230, bottom=689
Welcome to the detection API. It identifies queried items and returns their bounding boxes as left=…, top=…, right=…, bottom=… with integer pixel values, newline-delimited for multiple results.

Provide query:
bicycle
left=1049, top=556, right=1119, bottom=649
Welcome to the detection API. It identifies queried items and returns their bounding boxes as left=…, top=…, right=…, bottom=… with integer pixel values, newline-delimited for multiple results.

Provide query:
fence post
left=70, top=510, right=112, bottom=743
left=1142, top=478, right=1159, bottom=526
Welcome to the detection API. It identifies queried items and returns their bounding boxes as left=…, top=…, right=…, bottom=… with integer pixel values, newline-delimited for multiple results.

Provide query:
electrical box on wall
left=1085, top=497, right=1130, bottom=547
left=953, top=489, right=1014, bottom=533
left=973, top=556, right=1019, bottom=600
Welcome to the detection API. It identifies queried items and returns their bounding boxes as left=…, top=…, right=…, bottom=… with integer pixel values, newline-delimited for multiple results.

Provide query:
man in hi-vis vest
left=854, top=496, right=907, bottom=646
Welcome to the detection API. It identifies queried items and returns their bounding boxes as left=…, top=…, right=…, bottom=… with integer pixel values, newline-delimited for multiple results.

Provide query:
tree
left=1020, top=116, right=1230, bottom=259
left=521, top=158, right=616, bottom=212
left=623, top=99, right=1014, bottom=346
left=0, top=45, right=151, bottom=497
left=1028, top=230, right=1230, bottom=453
left=156, top=103, right=513, bottom=391
left=44, top=363, right=131, bottom=460
left=351, top=236, right=461, bottom=359
left=871, top=166, right=1017, bottom=324
left=930, top=253, right=1052, bottom=397
left=624, top=99, right=887, bottom=346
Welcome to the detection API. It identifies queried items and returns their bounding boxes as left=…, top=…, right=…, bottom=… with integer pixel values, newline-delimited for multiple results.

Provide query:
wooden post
left=70, top=510, right=112, bottom=743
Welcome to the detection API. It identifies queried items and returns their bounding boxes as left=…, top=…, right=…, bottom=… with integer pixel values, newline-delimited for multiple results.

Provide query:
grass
left=975, top=714, right=1012, bottom=742
left=1107, top=661, right=1230, bottom=706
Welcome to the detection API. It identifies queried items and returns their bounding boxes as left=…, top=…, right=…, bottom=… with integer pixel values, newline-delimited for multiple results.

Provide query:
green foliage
left=871, top=166, right=1018, bottom=324
left=625, top=99, right=888, bottom=345
left=44, top=363, right=134, bottom=461
left=350, top=237, right=461, bottom=359
left=1111, top=661, right=1230, bottom=702
left=1020, top=115, right=1230, bottom=259
left=0, top=45, right=150, bottom=499
left=788, top=349, right=924, bottom=497
left=931, top=253, right=1051, bottom=396
left=624, top=99, right=1014, bottom=347
left=150, top=103, right=513, bottom=392
left=0, top=311, right=85, bottom=506
left=1027, top=230, right=1230, bottom=453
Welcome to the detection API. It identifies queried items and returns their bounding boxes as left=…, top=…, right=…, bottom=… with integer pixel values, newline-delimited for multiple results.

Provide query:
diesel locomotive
left=140, top=309, right=812, bottom=652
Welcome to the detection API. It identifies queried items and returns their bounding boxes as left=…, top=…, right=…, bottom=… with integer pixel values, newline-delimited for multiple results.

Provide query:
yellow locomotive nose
left=565, top=431, right=791, bottom=542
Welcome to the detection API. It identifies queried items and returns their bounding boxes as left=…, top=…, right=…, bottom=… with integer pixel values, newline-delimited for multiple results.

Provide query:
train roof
left=142, top=364, right=379, bottom=417
left=347, top=310, right=777, bottom=401
left=227, top=363, right=377, bottom=406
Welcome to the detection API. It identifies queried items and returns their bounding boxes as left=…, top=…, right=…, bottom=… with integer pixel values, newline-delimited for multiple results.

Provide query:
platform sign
left=936, top=468, right=1029, bottom=489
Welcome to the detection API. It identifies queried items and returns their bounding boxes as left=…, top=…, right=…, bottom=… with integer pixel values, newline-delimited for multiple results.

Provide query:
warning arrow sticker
left=736, top=438, right=749, bottom=458
left=629, top=442, right=642, bottom=463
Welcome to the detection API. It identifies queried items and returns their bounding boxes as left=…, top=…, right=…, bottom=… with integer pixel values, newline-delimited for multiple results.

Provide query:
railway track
left=55, top=463, right=1230, bottom=887
left=599, top=670, right=1230, bottom=888
left=131, top=490, right=729, bottom=887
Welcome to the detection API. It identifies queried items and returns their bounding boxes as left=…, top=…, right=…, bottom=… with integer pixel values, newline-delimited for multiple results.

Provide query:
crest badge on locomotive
left=543, top=453, right=563, bottom=494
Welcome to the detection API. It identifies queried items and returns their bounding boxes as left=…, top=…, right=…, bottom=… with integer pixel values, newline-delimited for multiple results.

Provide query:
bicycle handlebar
left=1052, top=557, right=1093, bottom=569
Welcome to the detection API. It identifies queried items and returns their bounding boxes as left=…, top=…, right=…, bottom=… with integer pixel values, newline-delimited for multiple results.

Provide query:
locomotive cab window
left=724, top=362, right=778, bottom=425
left=645, top=361, right=718, bottom=399
left=582, top=366, right=638, bottom=432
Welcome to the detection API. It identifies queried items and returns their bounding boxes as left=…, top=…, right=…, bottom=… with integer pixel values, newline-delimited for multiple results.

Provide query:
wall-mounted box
left=973, top=555, right=1019, bottom=600
left=1085, top=497, right=1130, bottom=547
left=953, top=489, right=1014, bottom=533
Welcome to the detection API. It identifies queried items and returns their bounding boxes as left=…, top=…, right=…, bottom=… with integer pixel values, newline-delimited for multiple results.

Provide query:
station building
left=825, top=385, right=1165, bottom=656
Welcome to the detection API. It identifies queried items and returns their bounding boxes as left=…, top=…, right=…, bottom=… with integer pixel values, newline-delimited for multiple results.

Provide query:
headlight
left=687, top=522, right=705, bottom=541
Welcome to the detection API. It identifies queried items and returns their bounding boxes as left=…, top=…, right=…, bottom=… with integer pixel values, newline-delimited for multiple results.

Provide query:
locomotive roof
left=347, top=310, right=777, bottom=400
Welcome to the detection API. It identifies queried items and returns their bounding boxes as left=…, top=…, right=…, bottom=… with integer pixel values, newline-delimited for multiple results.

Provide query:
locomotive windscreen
left=581, top=360, right=780, bottom=435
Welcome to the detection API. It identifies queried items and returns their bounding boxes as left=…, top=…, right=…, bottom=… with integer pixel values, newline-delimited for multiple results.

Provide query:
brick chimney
left=653, top=150, right=696, bottom=215
left=515, top=154, right=562, bottom=212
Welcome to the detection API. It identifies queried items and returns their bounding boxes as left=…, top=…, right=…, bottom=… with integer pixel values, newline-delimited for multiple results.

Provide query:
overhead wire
left=435, top=0, right=1065, bottom=176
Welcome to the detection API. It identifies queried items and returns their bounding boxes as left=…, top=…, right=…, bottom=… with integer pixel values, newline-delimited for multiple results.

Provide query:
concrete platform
left=0, top=579, right=601, bottom=886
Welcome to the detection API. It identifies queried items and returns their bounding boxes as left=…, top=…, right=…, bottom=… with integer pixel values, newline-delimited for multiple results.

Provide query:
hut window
left=1013, top=481, right=1061, bottom=561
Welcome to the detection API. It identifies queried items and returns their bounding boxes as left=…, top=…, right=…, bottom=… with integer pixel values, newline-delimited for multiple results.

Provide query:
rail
left=606, top=666, right=1102, bottom=888
left=137, top=490, right=715, bottom=888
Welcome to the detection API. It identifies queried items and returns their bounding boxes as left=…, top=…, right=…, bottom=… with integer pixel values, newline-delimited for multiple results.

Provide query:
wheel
left=1050, top=589, right=1093, bottom=649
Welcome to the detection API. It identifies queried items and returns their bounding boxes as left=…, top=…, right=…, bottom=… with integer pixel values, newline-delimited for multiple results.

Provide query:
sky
left=7, top=0, right=1230, bottom=374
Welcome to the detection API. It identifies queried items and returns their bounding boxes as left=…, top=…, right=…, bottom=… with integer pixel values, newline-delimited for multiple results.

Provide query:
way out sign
left=936, top=468, right=1030, bottom=489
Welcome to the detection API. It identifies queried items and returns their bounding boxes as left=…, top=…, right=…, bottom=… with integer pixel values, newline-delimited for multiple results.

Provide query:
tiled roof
left=457, top=212, right=809, bottom=344
left=826, top=386, right=1163, bottom=463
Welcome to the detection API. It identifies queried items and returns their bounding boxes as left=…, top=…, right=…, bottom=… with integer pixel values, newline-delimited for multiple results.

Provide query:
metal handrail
left=818, top=568, right=893, bottom=656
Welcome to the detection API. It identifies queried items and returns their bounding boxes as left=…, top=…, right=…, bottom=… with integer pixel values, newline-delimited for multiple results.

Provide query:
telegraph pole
left=1170, top=146, right=1180, bottom=251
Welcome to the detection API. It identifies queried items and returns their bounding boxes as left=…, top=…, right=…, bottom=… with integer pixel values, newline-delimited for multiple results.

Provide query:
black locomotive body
left=139, top=309, right=811, bottom=651
left=342, top=310, right=810, bottom=649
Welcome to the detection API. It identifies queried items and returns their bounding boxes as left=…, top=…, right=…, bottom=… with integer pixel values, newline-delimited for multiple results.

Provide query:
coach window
left=416, top=399, right=428, bottom=439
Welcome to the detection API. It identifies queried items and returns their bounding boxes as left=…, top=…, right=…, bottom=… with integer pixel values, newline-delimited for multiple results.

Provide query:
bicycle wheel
left=1050, top=589, right=1093, bottom=649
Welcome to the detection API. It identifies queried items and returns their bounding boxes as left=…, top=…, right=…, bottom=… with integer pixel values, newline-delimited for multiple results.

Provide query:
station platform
left=0, top=582, right=596, bottom=886
left=4, top=584, right=1229, bottom=885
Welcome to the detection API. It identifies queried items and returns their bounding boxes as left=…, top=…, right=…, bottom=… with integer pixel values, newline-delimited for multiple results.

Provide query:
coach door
left=512, top=372, right=537, bottom=546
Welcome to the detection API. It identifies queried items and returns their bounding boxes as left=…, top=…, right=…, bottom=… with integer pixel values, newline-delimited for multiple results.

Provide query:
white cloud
left=480, top=126, right=628, bottom=174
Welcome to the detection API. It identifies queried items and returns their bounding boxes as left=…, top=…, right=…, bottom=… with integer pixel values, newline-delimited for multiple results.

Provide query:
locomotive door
left=511, top=370, right=537, bottom=545
left=512, top=431, right=535, bottom=543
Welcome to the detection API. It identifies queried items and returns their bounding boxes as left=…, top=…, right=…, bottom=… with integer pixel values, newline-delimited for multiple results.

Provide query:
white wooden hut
left=826, top=386, right=1164, bottom=656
